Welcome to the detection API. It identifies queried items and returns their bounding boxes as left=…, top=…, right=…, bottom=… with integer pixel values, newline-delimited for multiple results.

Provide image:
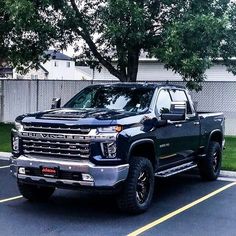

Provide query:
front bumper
left=10, top=155, right=129, bottom=189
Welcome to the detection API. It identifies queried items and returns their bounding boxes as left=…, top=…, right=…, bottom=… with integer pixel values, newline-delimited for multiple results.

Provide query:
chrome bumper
left=10, top=155, right=129, bottom=188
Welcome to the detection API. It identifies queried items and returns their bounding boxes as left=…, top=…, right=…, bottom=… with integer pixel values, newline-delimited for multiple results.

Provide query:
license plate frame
left=41, top=166, right=59, bottom=178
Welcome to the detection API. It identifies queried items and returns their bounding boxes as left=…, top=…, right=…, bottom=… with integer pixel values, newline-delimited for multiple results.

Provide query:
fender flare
left=127, top=139, right=157, bottom=166
left=207, top=129, right=223, bottom=149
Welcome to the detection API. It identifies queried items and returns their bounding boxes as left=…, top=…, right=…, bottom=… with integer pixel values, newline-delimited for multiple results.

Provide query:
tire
left=116, top=156, right=154, bottom=214
left=198, top=141, right=222, bottom=181
left=18, top=182, right=55, bottom=201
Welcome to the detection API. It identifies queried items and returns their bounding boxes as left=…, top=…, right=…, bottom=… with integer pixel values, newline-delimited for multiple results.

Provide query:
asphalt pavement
left=0, top=159, right=236, bottom=236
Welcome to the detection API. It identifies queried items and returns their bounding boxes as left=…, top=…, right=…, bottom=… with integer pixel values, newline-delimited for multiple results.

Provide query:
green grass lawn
left=0, top=123, right=13, bottom=152
left=221, top=136, right=236, bottom=171
left=0, top=123, right=235, bottom=170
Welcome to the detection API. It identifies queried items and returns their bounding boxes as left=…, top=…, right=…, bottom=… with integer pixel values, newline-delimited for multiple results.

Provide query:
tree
left=3, top=0, right=236, bottom=90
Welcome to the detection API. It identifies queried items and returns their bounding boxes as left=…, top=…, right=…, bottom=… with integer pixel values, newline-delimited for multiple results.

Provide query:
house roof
left=0, top=67, right=13, bottom=74
left=45, top=50, right=72, bottom=61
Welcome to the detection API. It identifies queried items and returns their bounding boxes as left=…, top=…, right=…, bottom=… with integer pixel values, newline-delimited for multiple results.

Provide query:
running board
left=155, top=162, right=197, bottom=178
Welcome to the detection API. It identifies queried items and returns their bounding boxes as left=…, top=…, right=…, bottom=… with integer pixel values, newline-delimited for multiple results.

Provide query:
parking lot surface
left=1, top=159, right=236, bottom=236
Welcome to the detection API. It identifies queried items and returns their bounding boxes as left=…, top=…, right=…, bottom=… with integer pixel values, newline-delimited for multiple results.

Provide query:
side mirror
left=141, top=117, right=167, bottom=132
left=161, top=102, right=186, bottom=121
left=51, top=97, right=61, bottom=109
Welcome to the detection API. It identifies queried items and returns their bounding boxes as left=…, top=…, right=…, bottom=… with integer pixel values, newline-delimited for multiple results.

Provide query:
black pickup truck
left=10, top=83, right=225, bottom=213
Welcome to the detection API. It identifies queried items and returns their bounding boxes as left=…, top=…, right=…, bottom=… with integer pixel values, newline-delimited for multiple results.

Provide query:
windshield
left=64, top=86, right=155, bottom=113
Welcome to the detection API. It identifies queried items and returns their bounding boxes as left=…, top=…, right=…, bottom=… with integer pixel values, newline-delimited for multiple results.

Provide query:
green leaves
left=1, top=0, right=236, bottom=90
left=152, top=1, right=231, bottom=90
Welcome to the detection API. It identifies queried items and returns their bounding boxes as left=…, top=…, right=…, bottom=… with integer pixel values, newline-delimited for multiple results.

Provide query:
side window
left=156, top=89, right=172, bottom=114
left=170, top=90, right=192, bottom=114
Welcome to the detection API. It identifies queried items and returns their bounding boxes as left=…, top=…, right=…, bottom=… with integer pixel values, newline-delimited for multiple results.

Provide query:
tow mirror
left=141, top=117, right=167, bottom=132
left=51, top=97, right=61, bottom=109
left=161, top=102, right=186, bottom=121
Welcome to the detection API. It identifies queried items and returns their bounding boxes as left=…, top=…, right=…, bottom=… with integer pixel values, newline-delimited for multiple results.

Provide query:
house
left=13, top=50, right=92, bottom=80
left=0, top=66, right=13, bottom=79
left=12, top=50, right=236, bottom=82
left=93, top=57, right=236, bottom=82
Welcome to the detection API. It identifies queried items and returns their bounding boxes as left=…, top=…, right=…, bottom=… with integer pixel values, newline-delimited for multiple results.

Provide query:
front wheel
left=18, top=182, right=55, bottom=201
left=198, top=141, right=222, bottom=181
left=116, top=156, right=154, bottom=214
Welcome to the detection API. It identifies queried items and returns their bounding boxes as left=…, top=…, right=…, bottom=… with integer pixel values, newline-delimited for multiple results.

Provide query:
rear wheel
left=198, top=141, right=222, bottom=181
left=116, top=156, right=154, bottom=214
left=18, top=182, right=55, bottom=201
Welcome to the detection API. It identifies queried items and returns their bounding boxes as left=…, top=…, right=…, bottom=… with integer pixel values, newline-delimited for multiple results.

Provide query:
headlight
left=14, top=121, right=23, bottom=131
left=97, top=126, right=123, bottom=133
left=101, top=142, right=117, bottom=159
left=12, top=136, right=19, bottom=152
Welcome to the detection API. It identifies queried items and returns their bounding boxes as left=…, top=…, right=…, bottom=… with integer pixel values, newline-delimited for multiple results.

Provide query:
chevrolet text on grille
left=20, top=131, right=116, bottom=141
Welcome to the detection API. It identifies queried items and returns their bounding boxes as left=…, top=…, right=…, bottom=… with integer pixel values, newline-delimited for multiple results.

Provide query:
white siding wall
left=13, top=60, right=93, bottom=80
left=23, top=68, right=47, bottom=80
left=43, top=60, right=76, bottom=80
left=94, top=62, right=236, bottom=82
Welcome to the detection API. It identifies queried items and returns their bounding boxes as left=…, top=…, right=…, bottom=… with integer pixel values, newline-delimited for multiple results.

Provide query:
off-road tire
left=198, top=141, right=222, bottom=181
left=116, top=156, right=154, bottom=214
left=18, top=182, right=55, bottom=201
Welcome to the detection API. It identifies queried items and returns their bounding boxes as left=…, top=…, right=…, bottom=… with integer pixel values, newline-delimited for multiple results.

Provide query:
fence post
left=0, top=80, right=4, bottom=122
left=36, top=79, right=39, bottom=111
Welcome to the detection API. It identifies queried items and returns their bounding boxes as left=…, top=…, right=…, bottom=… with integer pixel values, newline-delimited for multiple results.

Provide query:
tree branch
left=69, top=0, right=124, bottom=81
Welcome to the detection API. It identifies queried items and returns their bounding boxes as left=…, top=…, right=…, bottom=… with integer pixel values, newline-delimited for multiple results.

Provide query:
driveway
left=0, top=159, right=236, bottom=236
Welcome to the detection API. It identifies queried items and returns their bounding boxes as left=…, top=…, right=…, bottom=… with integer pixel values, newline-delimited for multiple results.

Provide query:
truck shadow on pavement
left=15, top=172, right=224, bottom=218
left=8, top=173, right=229, bottom=235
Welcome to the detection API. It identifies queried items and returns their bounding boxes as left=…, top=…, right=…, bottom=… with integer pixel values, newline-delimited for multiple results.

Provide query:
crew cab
left=10, top=83, right=225, bottom=213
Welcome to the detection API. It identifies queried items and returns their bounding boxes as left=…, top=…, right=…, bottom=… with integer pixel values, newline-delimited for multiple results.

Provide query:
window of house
left=66, top=62, right=70, bottom=68
left=31, top=74, right=38, bottom=80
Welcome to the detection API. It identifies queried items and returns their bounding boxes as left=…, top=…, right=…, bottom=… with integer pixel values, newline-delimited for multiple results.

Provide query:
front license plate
left=41, top=167, right=59, bottom=178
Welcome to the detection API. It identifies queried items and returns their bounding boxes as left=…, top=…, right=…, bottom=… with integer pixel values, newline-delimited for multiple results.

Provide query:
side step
left=155, top=162, right=197, bottom=178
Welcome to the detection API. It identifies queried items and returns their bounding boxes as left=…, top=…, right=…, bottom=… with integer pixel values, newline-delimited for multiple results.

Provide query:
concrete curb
left=0, top=152, right=11, bottom=160
left=0, top=152, right=236, bottom=179
left=220, top=170, right=236, bottom=178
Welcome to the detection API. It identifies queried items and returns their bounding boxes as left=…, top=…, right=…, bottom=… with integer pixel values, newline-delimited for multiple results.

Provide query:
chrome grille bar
left=23, top=144, right=89, bottom=154
left=23, top=149, right=89, bottom=159
left=23, top=139, right=89, bottom=148
left=22, top=139, right=90, bottom=159
left=23, top=124, right=91, bottom=134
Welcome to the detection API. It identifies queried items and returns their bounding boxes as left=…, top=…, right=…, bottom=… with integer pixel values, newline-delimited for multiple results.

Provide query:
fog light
left=12, top=136, right=19, bottom=152
left=82, top=173, right=94, bottom=182
left=18, top=167, right=25, bottom=175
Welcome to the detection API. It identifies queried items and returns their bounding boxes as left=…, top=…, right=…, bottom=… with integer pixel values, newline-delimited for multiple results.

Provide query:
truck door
left=168, top=89, right=200, bottom=160
left=155, top=88, right=200, bottom=167
left=154, top=89, right=178, bottom=164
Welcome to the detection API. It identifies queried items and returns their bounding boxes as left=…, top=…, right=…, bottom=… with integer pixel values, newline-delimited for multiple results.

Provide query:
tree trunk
left=127, top=49, right=140, bottom=82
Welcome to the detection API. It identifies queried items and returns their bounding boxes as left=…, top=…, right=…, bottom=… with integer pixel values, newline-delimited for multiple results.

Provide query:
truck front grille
left=22, top=139, right=90, bottom=159
left=23, top=124, right=91, bottom=135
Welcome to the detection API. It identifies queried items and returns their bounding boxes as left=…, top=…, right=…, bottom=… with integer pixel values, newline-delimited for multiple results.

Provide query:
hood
left=19, top=108, right=150, bottom=126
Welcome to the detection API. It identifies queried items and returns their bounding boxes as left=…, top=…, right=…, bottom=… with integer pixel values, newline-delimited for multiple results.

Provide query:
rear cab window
left=169, top=89, right=193, bottom=115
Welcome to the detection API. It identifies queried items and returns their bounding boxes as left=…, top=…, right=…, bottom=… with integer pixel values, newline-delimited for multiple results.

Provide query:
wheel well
left=210, top=131, right=223, bottom=147
left=129, top=142, right=156, bottom=169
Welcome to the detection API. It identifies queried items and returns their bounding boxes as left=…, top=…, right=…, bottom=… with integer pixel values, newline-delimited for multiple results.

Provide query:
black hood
left=18, top=108, right=149, bottom=126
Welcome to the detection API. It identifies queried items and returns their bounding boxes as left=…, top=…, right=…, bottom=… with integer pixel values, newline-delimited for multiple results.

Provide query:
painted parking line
left=128, top=182, right=236, bottom=236
left=0, top=195, right=23, bottom=204
left=0, top=165, right=10, bottom=169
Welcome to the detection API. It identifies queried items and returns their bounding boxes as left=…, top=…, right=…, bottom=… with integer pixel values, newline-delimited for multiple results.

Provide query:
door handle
left=175, top=124, right=182, bottom=128
left=194, top=121, right=200, bottom=125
